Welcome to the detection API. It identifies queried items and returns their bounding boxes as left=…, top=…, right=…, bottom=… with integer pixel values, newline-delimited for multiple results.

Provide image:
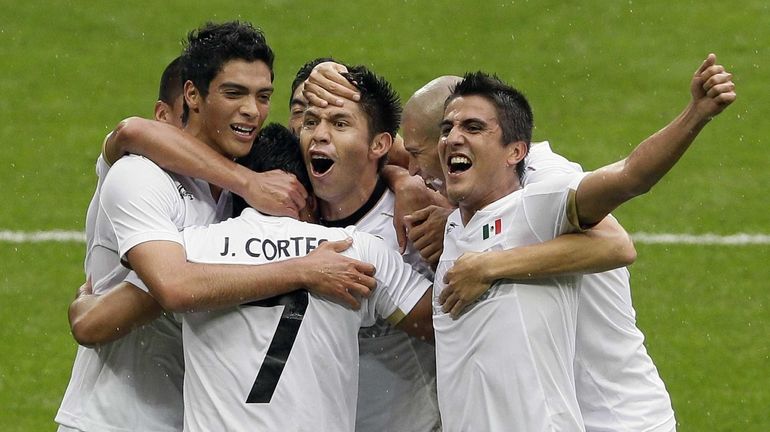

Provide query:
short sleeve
left=100, top=155, right=183, bottom=260
left=351, top=232, right=431, bottom=327
left=520, top=172, right=588, bottom=243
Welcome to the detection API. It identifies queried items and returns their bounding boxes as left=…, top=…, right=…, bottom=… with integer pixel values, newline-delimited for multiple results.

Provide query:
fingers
left=406, top=205, right=434, bottom=224
left=351, top=260, right=376, bottom=278
left=305, top=63, right=361, bottom=107
left=322, top=238, right=354, bottom=253
left=395, top=216, right=408, bottom=254
left=695, top=53, right=717, bottom=75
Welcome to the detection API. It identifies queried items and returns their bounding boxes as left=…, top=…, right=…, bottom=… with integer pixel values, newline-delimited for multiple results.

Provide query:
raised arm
left=104, top=117, right=307, bottom=218
left=438, top=216, right=636, bottom=318
left=576, top=54, right=736, bottom=226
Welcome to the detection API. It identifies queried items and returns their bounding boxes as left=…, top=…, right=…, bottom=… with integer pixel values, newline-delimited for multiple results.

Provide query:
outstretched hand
left=303, top=62, right=361, bottom=108
left=302, top=238, right=377, bottom=310
left=691, top=54, right=736, bottom=119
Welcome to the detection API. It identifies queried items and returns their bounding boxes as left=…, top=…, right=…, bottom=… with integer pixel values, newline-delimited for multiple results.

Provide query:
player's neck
left=459, top=181, right=521, bottom=225
left=319, top=175, right=385, bottom=225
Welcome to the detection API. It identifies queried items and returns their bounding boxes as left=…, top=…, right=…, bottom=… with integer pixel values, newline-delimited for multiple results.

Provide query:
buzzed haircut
left=342, top=65, right=402, bottom=138
left=158, top=56, right=184, bottom=105
left=448, top=71, right=534, bottom=177
left=232, top=123, right=311, bottom=217
left=181, top=21, right=275, bottom=122
left=290, top=57, right=337, bottom=106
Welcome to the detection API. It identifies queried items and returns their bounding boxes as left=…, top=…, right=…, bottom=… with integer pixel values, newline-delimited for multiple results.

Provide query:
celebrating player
left=432, top=55, right=735, bottom=431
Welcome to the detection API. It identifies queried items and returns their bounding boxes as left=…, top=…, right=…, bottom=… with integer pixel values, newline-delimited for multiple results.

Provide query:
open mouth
left=231, top=124, right=256, bottom=137
left=448, top=155, right=472, bottom=174
left=311, top=155, right=334, bottom=175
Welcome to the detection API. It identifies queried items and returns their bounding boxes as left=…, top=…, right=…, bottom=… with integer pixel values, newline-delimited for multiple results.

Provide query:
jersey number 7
left=243, top=290, right=309, bottom=403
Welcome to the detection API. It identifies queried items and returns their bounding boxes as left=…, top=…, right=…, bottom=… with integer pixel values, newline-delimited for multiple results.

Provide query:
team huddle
left=56, top=21, right=736, bottom=432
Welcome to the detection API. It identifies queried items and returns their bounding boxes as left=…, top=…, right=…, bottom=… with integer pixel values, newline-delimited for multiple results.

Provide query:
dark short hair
left=341, top=65, right=401, bottom=170
left=448, top=71, right=533, bottom=177
left=181, top=21, right=275, bottom=123
left=290, top=57, right=337, bottom=106
left=158, top=56, right=183, bottom=105
left=232, top=123, right=311, bottom=217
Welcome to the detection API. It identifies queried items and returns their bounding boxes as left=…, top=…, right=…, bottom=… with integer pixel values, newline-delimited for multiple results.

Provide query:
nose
left=240, top=96, right=259, bottom=119
left=311, top=119, right=331, bottom=144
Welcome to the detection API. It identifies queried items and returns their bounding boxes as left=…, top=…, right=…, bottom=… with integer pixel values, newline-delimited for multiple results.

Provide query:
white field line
left=1, top=230, right=769, bottom=245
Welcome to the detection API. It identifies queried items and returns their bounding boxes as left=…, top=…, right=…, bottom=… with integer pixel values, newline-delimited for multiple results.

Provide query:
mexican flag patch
left=482, top=218, right=502, bottom=240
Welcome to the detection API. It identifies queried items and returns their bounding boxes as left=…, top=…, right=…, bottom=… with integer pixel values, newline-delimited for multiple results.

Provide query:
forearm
left=579, top=104, right=709, bottom=225
left=132, top=254, right=308, bottom=313
left=477, top=217, right=636, bottom=281
left=105, top=117, right=251, bottom=197
left=68, top=283, right=163, bottom=346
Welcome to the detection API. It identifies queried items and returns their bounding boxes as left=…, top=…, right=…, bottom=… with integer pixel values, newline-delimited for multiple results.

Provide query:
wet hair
left=180, top=21, right=275, bottom=122
left=341, top=65, right=401, bottom=170
left=343, top=65, right=401, bottom=138
left=158, top=56, right=183, bottom=105
left=232, top=123, right=311, bottom=217
left=447, top=71, right=533, bottom=177
left=290, top=57, right=337, bottom=106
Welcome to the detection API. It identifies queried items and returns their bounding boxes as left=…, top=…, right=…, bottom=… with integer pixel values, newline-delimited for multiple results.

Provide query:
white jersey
left=320, top=180, right=440, bottom=432
left=434, top=173, right=587, bottom=432
left=172, top=208, right=431, bottom=432
left=55, top=154, right=228, bottom=432
left=525, top=142, right=676, bottom=432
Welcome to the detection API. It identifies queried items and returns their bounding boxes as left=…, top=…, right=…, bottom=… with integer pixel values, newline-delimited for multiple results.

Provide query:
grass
left=0, top=0, right=767, bottom=430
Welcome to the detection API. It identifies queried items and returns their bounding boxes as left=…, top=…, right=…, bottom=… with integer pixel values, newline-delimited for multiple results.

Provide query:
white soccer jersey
left=55, top=154, right=229, bottom=432
left=433, top=173, right=587, bottom=432
left=525, top=142, right=676, bottom=432
left=321, top=180, right=440, bottom=432
left=174, top=208, right=431, bottom=432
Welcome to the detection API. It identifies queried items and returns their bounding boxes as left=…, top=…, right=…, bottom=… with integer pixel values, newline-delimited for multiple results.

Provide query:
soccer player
left=300, top=64, right=441, bottom=431
left=432, top=55, right=735, bottom=431
left=58, top=22, right=378, bottom=432
left=55, top=56, right=188, bottom=432
left=156, top=122, right=433, bottom=431
left=402, top=75, right=674, bottom=431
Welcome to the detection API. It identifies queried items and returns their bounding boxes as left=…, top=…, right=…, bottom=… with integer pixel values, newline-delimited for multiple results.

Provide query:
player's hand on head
left=690, top=53, right=736, bottom=119
left=304, top=62, right=360, bottom=108
left=405, top=205, right=453, bottom=268
left=302, top=238, right=377, bottom=310
left=246, top=169, right=308, bottom=219
left=440, top=251, right=493, bottom=319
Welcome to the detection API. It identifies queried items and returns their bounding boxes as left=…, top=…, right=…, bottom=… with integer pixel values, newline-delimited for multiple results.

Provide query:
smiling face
left=299, top=100, right=388, bottom=220
left=438, top=94, right=526, bottom=222
left=185, top=59, right=273, bottom=158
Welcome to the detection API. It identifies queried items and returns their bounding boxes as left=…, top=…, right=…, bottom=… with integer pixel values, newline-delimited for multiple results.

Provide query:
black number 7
left=242, top=290, right=309, bottom=403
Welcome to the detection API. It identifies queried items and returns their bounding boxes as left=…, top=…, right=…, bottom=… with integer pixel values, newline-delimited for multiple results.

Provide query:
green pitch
left=1, top=1, right=767, bottom=430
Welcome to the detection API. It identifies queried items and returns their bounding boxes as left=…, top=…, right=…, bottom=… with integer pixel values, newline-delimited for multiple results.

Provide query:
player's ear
left=154, top=100, right=171, bottom=123
left=184, top=80, right=201, bottom=114
left=505, top=140, right=528, bottom=167
left=369, top=132, right=393, bottom=160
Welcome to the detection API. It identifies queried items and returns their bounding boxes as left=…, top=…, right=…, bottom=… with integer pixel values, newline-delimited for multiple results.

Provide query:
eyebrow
left=219, top=82, right=275, bottom=93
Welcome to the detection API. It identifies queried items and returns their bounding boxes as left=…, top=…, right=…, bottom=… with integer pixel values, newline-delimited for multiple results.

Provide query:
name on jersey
left=219, top=235, right=328, bottom=260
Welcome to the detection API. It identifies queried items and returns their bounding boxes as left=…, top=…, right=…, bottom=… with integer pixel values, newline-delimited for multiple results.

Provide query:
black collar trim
left=320, top=176, right=387, bottom=228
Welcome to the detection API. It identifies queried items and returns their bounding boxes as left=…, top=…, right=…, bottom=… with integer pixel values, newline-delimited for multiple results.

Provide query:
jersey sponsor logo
left=176, top=184, right=194, bottom=200
left=218, top=235, right=328, bottom=260
left=482, top=218, right=502, bottom=240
